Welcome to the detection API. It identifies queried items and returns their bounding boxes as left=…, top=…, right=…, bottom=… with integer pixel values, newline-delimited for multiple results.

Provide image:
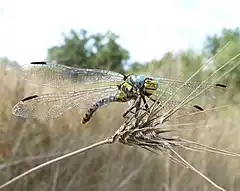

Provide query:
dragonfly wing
left=154, top=77, right=228, bottom=100
left=149, top=94, right=204, bottom=118
left=20, top=62, right=124, bottom=89
left=12, top=86, right=119, bottom=118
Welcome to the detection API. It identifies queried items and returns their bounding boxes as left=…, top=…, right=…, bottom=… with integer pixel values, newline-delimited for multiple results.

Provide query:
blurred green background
left=0, top=14, right=240, bottom=191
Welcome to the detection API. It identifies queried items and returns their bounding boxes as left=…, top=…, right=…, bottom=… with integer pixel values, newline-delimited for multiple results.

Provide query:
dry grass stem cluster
left=0, top=42, right=240, bottom=191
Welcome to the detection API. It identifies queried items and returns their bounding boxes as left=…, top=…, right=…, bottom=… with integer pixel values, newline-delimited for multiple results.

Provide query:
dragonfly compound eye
left=144, top=78, right=158, bottom=91
left=135, top=75, right=145, bottom=88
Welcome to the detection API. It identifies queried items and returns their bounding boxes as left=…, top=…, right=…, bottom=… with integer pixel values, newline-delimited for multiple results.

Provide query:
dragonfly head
left=143, top=77, right=158, bottom=95
left=135, top=75, right=158, bottom=96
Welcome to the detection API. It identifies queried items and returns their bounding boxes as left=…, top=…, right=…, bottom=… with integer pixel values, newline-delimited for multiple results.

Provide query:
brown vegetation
left=0, top=57, right=240, bottom=191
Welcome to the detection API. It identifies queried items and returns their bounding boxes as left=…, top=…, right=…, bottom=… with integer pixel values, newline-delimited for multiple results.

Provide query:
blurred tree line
left=204, top=28, right=240, bottom=89
left=47, top=29, right=129, bottom=74
left=2, top=27, right=240, bottom=89
left=0, top=57, right=20, bottom=70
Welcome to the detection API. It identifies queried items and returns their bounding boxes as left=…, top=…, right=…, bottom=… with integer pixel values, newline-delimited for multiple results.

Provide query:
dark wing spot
left=22, top=95, right=39, bottom=102
left=193, top=105, right=204, bottom=111
left=216, top=84, right=227, bottom=88
left=123, top=75, right=128, bottom=81
left=30, top=61, right=47, bottom=65
left=116, top=84, right=121, bottom=90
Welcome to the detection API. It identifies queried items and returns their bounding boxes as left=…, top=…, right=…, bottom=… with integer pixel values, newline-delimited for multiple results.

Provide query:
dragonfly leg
left=122, top=98, right=139, bottom=118
left=134, top=94, right=151, bottom=117
left=122, top=107, right=133, bottom=118
left=134, top=96, right=142, bottom=118
left=142, top=95, right=150, bottom=111
left=122, top=96, right=144, bottom=118
left=122, top=95, right=152, bottom=120
left=149, top=96, right=162, bottom=105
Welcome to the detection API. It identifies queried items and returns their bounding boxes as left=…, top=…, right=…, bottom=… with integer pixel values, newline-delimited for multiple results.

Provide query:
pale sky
left=0, top=0, right=239, bottom=65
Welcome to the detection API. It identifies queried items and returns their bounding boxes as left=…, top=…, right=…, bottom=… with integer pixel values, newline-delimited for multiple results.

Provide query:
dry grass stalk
left=110, top=105, right=240, bottom=191
left=1, top=42, right=240, bottom=190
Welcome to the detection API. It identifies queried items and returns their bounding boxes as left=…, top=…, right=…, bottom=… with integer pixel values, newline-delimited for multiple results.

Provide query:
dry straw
left=1, top=42, right=240, bottom=191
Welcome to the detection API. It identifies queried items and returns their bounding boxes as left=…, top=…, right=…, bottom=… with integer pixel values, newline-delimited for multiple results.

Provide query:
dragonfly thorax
left=124, top=75, right=137, bottom=87
left=116, top=81, right=138, bottom=102
left=132, top=75, right=159, bottom=96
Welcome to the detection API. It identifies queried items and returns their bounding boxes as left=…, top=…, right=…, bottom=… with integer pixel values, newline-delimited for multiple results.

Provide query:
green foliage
left=204, top=27, right=240, bottom=56
left=180, top=50, right=203, bottom=81
left=44, top=27, right=240, bottom=91
left=47, top=29, right=129, bottom=74
left=204, top=28, right=240, bottom=90
left=127, top=61, right=145, bottom=74
left=210, top=41, right=240, bottom=91
left=143, top=52, right=180, bottom=78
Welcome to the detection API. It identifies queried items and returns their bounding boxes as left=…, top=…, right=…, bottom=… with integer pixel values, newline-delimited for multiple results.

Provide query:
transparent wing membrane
left=148, top=94, right=205, bottom=122
left=14, top=62, right=229, bottom=122
left=154, top=77, right=228, bottom=101
left=12, top=86, right=119, bottom=118
left=21, top=62, right=124, bottom=89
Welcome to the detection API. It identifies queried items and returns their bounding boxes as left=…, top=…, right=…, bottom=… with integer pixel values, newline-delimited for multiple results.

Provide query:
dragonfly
left=12, top=61, right=228, bottom=124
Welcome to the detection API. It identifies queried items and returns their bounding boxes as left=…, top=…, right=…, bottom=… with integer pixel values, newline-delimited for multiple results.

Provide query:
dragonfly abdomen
left=81, top=96, right=124, bottom=124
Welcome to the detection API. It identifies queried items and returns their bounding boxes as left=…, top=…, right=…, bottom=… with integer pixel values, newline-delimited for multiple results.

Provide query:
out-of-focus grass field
left=0, top=59, right=240, bottom=191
